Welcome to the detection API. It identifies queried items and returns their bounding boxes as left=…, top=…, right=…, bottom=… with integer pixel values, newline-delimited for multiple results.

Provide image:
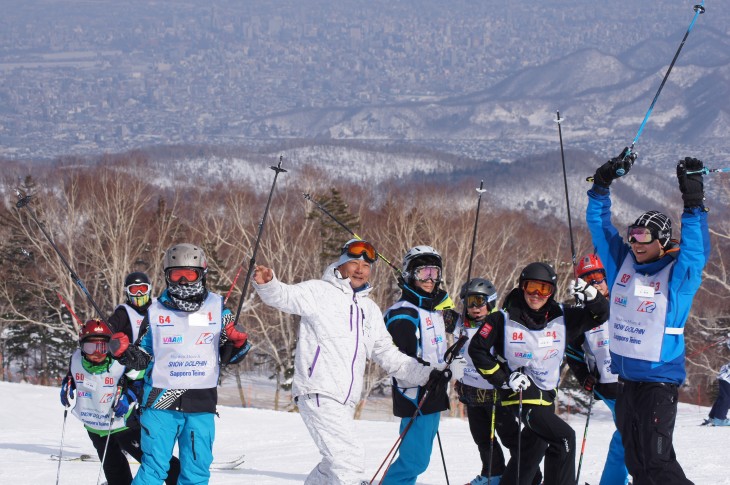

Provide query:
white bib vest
left=117, top=303, right=146, bottom=342
left=503, top=309, right=566, bottom=391
left=609, top=256, right=674, bottom=362
left=582, top=323, right=618, bottom=384
left=70, top=350, right=127, bottom=432
left=149, top=293, right=222, bottom=389
left=455, top=318, right=495, bottom=390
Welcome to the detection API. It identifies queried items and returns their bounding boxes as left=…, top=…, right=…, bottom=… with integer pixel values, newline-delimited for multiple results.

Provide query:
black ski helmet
left=124, top=271, right=152, bottom=308
left=519, top=262, right=557, bottom=288
left=460, top=277, right=498, bottom=308
left=631, top=210, right=672, bottom=248
left=124, top=271, right=150, bottom=288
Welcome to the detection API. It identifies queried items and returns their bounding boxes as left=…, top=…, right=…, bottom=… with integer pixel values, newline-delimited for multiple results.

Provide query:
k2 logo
left=637, top=301, right=656, bottom=313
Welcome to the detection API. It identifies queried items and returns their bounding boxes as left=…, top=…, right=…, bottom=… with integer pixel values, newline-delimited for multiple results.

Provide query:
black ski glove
left=592, top=147, right=637, bottom=188
left=677, top=157, right=705, bottom=208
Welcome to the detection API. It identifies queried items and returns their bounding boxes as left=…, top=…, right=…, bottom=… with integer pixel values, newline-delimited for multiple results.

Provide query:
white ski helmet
left=402, top=245, right=442, bottom=281
left=163, top=243, right=208, bottom=271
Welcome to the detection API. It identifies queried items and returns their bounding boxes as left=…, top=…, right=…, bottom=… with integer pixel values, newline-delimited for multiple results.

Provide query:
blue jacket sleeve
left=586, top=184, right=631, bottom=287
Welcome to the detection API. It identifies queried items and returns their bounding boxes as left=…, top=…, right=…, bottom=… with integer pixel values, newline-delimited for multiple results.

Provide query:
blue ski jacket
left=586, top=184, right=710, bottom=384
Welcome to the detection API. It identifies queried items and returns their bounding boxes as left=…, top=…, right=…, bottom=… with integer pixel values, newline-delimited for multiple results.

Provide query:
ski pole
left=370, top=335, right=468, bottom=484
left=435, top=431, right=450, bottom=485
left=56, top=291, right=84, bottom=327
left=687, top=166, right=730, bottom=175
left=466, top=180, right=486, bottom=284
left=516, top=388, right=523, bottom=485
left=232, top=156, right=287, bottom=325
left=96, top=415, right=116, bottom=485
left=55, top=408, right=69, bottom=485
left=303, top=192, right=401, bottom=274
left=621, top=1, right=705, bottom=165
left=555, top=111, right=577, bottom=274
left=487, top=389, right=497, bottom=484
left=576, top=393, right=595, bottom=485
left=14, top=190, right=106, bottom=320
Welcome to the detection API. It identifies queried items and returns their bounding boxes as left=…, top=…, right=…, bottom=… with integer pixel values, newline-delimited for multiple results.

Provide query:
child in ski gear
left=565, top=254, right=629, bottom=485
left=109, top=243, right=251, bottom=484
left=108, top=271, right=154, bottom=343
left=382, top=245, right=455, bottom=485
left=587, top=153, right=710, bottom=484
left=252, top=239, right=440, bottom=485
left=455, top=278, right=541, bottom=485
left=60, top=319, right=178, bottom=485
left=705, top=339, right=730, bottom=426
left=468, top=262, right=609, bottom=485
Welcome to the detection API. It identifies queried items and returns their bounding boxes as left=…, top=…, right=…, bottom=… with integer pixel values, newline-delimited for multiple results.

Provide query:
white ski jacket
left=253, top=263, right=433, bottom=405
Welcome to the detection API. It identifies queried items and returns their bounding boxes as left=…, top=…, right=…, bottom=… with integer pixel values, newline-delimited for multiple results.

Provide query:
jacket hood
left=399, top=281, right=450, bottom=311
left=322, top=262, right=373, bottom=296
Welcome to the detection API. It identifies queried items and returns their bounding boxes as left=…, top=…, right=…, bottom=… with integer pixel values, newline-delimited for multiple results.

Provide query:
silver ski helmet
left=163, top=243, right=208, bottom=285
left=460, top=277, right=498, bottom=310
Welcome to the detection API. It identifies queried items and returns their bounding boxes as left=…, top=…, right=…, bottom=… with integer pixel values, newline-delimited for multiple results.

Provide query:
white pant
left=297, top=394, right=365, bottom=485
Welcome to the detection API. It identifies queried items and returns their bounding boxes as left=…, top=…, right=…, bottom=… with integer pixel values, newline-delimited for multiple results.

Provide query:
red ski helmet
left=576, top=254, right=606, bottom=279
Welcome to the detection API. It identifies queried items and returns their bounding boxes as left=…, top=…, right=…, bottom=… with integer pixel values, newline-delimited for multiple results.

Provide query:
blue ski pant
left=381, top=412, right=440, bottom=485
left=133, top=408, right=215, bottom=485
left=595, top=394, right=629, bottom=485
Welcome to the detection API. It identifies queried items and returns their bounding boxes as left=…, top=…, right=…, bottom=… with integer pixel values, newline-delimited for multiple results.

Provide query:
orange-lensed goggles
left=466, top=294, right=488, bottom=309
left=578, top=270, right=606, bottom=286
left=522, top=280, right=554, bottom=298
left=126, top=283, right=151, bottom=295
left=166, top=267, right=205, bottom=284
left=342, top=240, right=377, bottom=263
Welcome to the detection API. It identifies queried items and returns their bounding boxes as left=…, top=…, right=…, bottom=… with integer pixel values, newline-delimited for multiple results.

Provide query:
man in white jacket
left=253, top=239, right=439, bottom=485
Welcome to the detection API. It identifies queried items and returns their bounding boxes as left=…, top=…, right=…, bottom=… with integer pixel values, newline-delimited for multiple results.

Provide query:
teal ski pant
left=381, top=412, right=440, bottom=485
left=132, top=408, right=215, bottom=485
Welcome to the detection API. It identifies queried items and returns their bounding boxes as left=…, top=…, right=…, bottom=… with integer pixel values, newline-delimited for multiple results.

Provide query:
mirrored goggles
left=413, top=265, right=441, bottom=282
left=82, top=340, right=108, bottom=355
left=341, top=240, right=377, bottom=263
left=125, top=283, right=151, bottom=296
left=522, top=280, right=554, bottom=298
left=579, top=270, right=606, bottom=286
left=166, top=267, right=205, bottom=284
left=466, top=294, right=489, bottom=309
left=627, top=225, right=655, bottom=244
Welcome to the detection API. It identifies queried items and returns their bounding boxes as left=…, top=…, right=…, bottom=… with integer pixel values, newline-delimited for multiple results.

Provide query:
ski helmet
left=460, top=277, right=498, bottom=310
left=402, top=245, right=443, bottom=290
left=124, top=271, right=152, bottom=308
left=519, top=262, right=557, bottom=287
left=576, top=254, right=606, bottom=279
left=163, top=243, right=208, bottom=271
left=79, top=319, right=113, bottom=359
left=630, top=210, right=672, bottom=248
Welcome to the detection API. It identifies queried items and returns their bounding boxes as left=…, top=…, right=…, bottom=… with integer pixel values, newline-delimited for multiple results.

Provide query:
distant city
left=1, top=1, right=728, bottom=160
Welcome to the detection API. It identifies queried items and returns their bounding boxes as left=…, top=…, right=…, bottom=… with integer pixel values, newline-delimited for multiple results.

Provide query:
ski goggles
left=466, top=294, right=489, bottom=309
left=412, top=265, right=441, bottom=282
left=627, top=225, right=656, bottom=244
left=81, top=340, right=108, bottom=356
left=166, top=267, right=205, bottom=284
left=341, top=240, right=377, bottom=263
left=578, top=270, right=606, bottom=286
left=125, top=283, right=151, bottom=296
left=522, top=280, right=554, bottom=298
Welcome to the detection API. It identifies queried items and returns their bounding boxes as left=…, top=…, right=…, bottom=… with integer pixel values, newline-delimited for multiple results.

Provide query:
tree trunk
left=234, top=366, right=247, bottom=408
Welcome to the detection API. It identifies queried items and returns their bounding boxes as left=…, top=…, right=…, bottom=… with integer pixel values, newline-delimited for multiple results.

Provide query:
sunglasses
left=579, top=270, right=606, bottom=286
left=413, top=265, right=441, bottom=282
left=126, top=283, right=151, bottom=295
left=466, top=294, right=489, bottom=309
left=82, top=340, right=108, bottom=355
left=166, top=267, right=205, bottom=284
left=627, top=225, right=655, bottom=244
left=342, top=240, right=377, bottom=263
left=522, top=280, right=554, bottom=298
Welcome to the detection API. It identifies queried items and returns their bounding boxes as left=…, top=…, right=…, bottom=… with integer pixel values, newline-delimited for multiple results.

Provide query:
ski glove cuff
left=677, top=157, right=705, bottom=208
left=60, top=374, right=75, bottom=407
left=593, top=147, right=636, bottom=188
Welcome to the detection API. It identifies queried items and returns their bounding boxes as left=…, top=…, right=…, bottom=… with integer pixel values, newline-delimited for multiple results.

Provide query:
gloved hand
left=593, top=147, right=637, bottom=188
left=113, top=388, right=137, bottom=418
left=60, top=374, right=75, bottom=407
left=582, top=374, right=597, bottom=392
left=449, top=357, right=468, bottom=381
left=108, top=332, right=130, bottom=358
left=426, top=367, right=453, bottom=390
left=442, top=309, right=459, bottom=333
left=568, top=278, right=598, bottom=303
left=224, top=321, right=248, bottom=347
left=508, top=371, right=531, bottom=392
left=677, top=157, right=705, bottom=208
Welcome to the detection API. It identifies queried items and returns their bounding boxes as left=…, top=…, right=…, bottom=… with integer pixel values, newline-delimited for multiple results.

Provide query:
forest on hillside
left=1, top=154, right=729, bottom=415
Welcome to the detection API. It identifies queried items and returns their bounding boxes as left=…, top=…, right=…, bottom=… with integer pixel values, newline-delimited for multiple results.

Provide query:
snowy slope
left=1, top=381, right=728, bottom=484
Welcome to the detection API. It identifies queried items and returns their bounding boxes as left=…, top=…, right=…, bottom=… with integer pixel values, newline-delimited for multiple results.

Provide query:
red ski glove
left=108, top=332, right=130, bottom=358
left=224, top=322, right=248, bottom=347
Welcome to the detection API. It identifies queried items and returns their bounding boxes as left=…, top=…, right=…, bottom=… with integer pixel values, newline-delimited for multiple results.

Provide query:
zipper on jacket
left=345, top=299, right=359, bottom=403
left=191, top=430, right=196, bottom=460
left=308, top=346, right=321, bottom=377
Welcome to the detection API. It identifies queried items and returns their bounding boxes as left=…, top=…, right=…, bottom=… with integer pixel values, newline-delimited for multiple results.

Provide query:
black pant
left=616, top=380, right=693, bottom=485
left=709, top=379, right=730, bottom=420
left=501, top=402, right=574, bottom=485
left=88, top=428, right=181, bottom=485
